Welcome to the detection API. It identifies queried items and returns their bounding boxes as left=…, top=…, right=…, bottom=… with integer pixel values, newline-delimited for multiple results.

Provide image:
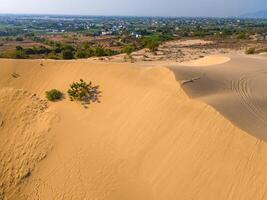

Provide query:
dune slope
left=169, top=54, right=267, bottom=140
left=179, top=55, right=230, bottom=66
left=0, top=87, right=55, bottom=199
left=0, top=59, right=267, bottom=200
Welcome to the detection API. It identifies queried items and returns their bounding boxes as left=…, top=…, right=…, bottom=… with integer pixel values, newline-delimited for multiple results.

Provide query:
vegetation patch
left=68, top=79, right=101, bottom=105
left=245, top=47, right=256, bottom=55
left=45, top=89, right=63, bottom=101
left=62, top=49, right=74, bottom=59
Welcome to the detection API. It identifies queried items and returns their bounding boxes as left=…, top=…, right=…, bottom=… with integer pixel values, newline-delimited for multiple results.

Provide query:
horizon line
left=0, top=12, right=242, bottom=19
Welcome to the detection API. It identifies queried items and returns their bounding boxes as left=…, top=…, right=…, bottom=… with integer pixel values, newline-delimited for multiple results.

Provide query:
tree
left=95, top=47, right=105, bottom=57
left=24, top=48, right=35, bottom=55
left=76, top=49, right=88, bottom=58
left=16, top=46, right=23, bottom=51
left=143, top=35, right=160, bottom=52
left=15, top=37, right=24, bottom=42
left=62, top=49, right=74, bottom=59
left=15, top=49, right=28, bottom=59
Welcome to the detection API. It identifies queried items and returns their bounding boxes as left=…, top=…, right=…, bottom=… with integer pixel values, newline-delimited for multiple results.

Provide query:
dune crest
left=180, top=55, right=231, bottom=66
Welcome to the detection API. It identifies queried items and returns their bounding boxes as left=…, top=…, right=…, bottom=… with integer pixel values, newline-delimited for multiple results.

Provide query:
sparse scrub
left=47, top=53, right=60, bottom=60
left=15, top=37, right=24, bottom=42
left=68, top=79, right=101, bottom=104
left=15, top=49, right=28, bottom=59
left=237, top=32, right=246, bottom=40
left=45, top=89, right=63, bottom=101
left=62, top=49, right=74, bottom=59
left=143, top=37, right=160, bottom=52
left=245, top=47, right=256, bottom=55
left=123, top=45, right=136, bottom=55
left=75, top=49, right=88, bottom=58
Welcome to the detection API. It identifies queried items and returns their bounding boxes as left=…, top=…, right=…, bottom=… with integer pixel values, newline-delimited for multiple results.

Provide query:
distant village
left=0, top=14, right=267, bottom=60
left=1, top=15, right=267, bottom=40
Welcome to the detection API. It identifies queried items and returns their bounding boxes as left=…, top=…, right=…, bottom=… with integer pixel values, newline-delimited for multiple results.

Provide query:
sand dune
left=0, top=57, right=267, bottom=200
left=180, top=55, right=231, bottom=66
left=259, top=52, right=267, bottom=57
left=169, top=54, right=267, bottom=140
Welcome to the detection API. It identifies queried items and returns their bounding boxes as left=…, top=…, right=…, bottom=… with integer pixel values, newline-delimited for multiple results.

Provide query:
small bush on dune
left=68, top=79, right=101, bottom=104
left=45, top=89, right=63, bottom=101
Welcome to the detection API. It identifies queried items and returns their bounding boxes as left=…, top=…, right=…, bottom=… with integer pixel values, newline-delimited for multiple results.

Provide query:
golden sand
left=180, top=55, right=231, bottom=66
left=0, top=57, right=266, bottom=200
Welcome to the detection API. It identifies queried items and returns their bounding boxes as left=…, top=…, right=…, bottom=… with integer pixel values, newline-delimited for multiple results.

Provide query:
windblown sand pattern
left=169, top=54, right=267, bottom=140
left=0, top=56, right=267, bottom=200
left=0, top=88, right=55, bottom=199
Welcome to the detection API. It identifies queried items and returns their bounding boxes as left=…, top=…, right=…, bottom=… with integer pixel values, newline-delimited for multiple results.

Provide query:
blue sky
left=1, top=0, right=267, bottom=17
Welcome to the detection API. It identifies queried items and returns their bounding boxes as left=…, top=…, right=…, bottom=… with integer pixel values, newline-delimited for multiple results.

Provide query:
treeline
left=12, top=44, right=119, bottom=59
left=122, top=33, right=174, bottom=55
left=5, top=32, right=173, bottom=59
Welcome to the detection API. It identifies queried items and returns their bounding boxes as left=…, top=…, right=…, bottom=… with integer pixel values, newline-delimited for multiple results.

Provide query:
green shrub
left=63, top=44, right=75, bottom=52
left=245, top=47, right=256, bottom=55
left=15, top=37, right=24, bottom=42
left=104, top=49, right=118, bottom=56
left=68, top=79, right=100, bottom=104
left=62, top=49, right=74, bottom=59
left=95, top=47, right=105, bottom=57
left=47, top=53, right=60, bottom=60
left=16, top=46, right=23, bottom=51
left=24, top=48, right=36, bottom=55
left=142, top=36, right=160, bottom=52
left=15, top=50, right=28, bottom=59
left=76, top=49, right=88, bottom=58
left=123, top=45, right=136, bottom=55
left=237, top=32, right=246, bottom=40
left=45, top=89, right=63, bottom=101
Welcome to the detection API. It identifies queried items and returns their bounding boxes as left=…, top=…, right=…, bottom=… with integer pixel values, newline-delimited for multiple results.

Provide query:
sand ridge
left=0, top=57, right=267, bottom=199
left=169, top=54, right=267, bottom=140
left=179, top=55, right=231, bottom=66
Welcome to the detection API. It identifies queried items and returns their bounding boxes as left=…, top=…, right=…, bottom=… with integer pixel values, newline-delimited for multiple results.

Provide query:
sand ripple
left=0, top=88, right=56, bottom=199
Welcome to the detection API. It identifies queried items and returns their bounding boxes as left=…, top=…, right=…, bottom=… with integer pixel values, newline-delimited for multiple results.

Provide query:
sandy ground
left=179, top=55, right=231, bottom=66
left=106, top=39, right=243, bottom=63
left=0, top=56, right=267, bottom=200
left=169, top=54, right=267, bottom=140
left=0, top=88, right=56, bottom=199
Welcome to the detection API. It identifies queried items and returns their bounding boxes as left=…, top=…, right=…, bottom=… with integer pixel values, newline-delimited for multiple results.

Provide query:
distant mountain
left=241, top=10, right=267, bottom=19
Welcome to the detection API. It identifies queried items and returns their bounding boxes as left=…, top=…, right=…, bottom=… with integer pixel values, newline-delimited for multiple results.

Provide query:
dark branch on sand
left=181, top=77, right=201, bottom=85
